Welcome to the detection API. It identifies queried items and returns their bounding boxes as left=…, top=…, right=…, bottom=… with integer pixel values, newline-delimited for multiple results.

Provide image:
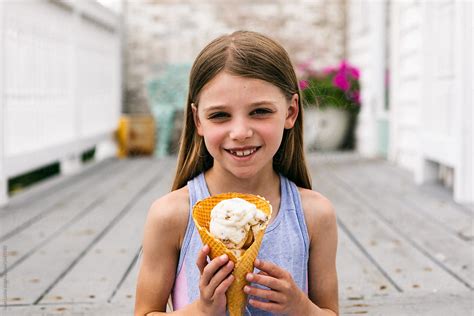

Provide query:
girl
left=135, top=30, right=338, bottom=316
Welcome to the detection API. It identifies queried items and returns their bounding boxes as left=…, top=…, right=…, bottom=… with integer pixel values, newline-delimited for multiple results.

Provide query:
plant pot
left=304, top=107, right=351, bottom=151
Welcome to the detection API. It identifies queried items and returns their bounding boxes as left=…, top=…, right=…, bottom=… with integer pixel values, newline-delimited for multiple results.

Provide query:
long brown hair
left=171, top=30, right=312, bottom=190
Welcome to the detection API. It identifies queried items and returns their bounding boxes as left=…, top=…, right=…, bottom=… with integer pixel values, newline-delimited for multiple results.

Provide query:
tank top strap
left=188, top=172, right=210, bottom=205
left=279, top=175, right=310, bottom=252
left=176, top=173, right=209, bottom=274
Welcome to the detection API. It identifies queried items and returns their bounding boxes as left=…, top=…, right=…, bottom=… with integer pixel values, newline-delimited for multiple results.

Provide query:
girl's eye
left=251, top=108, right=273, bottom=116
left=208, top=112, right=229, bottom=120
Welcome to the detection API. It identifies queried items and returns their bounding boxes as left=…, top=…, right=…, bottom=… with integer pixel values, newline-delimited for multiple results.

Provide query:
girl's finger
left=207, top=260, right=234, bottom=293
left=248, top=298, right=282, bottom=314
left=201, top=254, right=229, bottom=286
left=243, top=285, right=284, bottom=303
left=246, top=272, right=284, bottom=291
left=213, top=273, right=234, bottom=297
left=196, top=245, right=210, bottom=274
left=254, top=259, right=287, bottom=279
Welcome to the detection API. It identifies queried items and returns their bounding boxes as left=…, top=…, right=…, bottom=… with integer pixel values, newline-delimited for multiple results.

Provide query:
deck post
left=96, top=135, right=118, bottom=162
left=0, top=176, right=6, bottom=207
left=60, top=154, right=82, bottom=176
left=0, top=1, right=7, bottom=207
left=454, top=1, right=473, bottom=203
left=415, top=157, right=438, bottom=185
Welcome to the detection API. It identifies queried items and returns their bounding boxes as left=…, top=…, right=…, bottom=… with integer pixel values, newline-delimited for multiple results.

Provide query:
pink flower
left=299, top=79, right=309, bottom=90
left=339, top=60, right=348, bottom=71
left=298, top=59, right=361, bottom=110
left=352, top=91, right=361, bottom=104
left=348, top=67, right=360, bottom=80
left=338, top=60, right=360, bottom=79
left=332, top=72, right=349, bottom=91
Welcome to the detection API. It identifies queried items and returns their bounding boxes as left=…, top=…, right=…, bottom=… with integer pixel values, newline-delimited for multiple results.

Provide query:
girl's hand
left=244, top=259, right=309, bottom=315
left=196, top=245, right=235, bottom=316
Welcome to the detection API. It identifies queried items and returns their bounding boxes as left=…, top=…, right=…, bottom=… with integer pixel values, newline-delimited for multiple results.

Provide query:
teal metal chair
left=147, top=64, right=191, bottom=157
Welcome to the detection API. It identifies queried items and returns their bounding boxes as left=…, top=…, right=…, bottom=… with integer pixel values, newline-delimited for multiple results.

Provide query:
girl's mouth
left=225, top=147, right=261, bottom=158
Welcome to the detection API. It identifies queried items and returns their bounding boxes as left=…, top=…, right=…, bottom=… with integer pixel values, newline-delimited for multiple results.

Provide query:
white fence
left=0, top=0, right=122, bottom=206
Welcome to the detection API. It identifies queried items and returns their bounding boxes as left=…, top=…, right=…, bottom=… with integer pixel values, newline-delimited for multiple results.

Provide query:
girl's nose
left=229, top=121, right=253, bottom=141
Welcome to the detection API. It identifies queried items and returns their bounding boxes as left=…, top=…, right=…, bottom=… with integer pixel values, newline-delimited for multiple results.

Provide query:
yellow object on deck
left=116, top=115, right=156, bottom=158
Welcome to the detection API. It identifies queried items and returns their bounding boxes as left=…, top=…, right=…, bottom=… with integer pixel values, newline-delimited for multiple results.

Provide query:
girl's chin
left=228, top=169, right=258, bottom=179
left=221, top=164, right=274, bottom=180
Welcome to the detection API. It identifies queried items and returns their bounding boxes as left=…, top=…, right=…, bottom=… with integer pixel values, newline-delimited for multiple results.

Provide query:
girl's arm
left=134, top=189, right=197, bottom=315
left=134, top=189, right=235, bottom=316
left=303, top=189, right=339, bottom=315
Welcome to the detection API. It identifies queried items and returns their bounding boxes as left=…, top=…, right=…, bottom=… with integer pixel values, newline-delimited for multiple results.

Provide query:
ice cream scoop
left=209, top=198, right=268, bottom=251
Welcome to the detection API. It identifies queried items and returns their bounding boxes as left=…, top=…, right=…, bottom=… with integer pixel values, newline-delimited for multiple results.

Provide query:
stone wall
left=123, top=0, right=347, bottom=113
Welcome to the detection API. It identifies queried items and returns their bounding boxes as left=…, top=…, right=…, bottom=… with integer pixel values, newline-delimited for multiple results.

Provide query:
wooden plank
left=328, top=161, right=474, bottom=289
left=0, top=158, right=120, bottom=215
left=337, top=225, right=399, bottom=300
left=0, top=159, right=145, bottom=279
left=41, top=157, right=175, bottom=304
left=110, top=246, right=142, bottom=305
left=0, top=158, right=122, bottom=241
left=4, top=291, right=472, bottom=316
left=110, top=159, right=176, bottom=306
left=354, top=160, right=472, bottom=234
left=0, top=158, right=160, bottom=305
left=309, top=155, right=473, bottom=237
left=341, top=290, right=473, bottom=315
left=2, top=301, right=133, bottom=315
left=311, top=163, right=466, bottom=293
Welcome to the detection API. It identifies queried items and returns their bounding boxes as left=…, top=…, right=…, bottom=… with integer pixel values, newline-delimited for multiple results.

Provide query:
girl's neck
left=204, top=165, right=280, bottom=198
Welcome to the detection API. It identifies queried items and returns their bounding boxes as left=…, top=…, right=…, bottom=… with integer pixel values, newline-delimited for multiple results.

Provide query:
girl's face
left=193, top=72, right=299, bottom=179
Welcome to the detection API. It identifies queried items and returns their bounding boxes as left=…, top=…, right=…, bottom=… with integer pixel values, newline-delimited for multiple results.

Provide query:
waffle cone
left=192, top=192, right=272, bottom=316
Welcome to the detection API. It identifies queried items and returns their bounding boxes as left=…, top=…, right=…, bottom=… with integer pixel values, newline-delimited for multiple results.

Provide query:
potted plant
left=298, top=60, right=361, bottom=151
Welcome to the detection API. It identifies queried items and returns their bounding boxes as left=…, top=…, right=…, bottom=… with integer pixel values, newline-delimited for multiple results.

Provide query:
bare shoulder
left=298, top=188, right=339, bottom=313
left=145, top=186, right=190, bottom=249
left=148, top=186, right=189, bottom=224
left=135, top=187, right=190, bottom=313
left=297, top=188, right=337, bottom=242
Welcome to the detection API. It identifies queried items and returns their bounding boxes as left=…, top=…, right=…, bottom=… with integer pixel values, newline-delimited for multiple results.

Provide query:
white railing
left=0, top=0, right=122, bottom=206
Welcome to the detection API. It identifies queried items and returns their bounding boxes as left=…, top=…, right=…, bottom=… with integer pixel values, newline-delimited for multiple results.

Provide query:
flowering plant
left=298, top=60, right=361, bottom=113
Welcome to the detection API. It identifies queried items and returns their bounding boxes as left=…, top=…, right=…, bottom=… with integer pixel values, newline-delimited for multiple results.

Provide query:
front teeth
left=230, top=148, right=257, bottom=157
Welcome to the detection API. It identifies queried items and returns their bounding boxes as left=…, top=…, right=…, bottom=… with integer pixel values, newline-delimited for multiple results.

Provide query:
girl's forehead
left=198, top=72, right=286, bottom=107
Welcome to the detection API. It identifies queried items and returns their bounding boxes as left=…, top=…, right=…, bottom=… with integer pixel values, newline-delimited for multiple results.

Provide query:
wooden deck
left=1, top=153, right=473, bottom=315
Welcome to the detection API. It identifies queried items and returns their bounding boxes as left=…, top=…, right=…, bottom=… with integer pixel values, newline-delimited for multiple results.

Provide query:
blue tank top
left=171, top=172, right=310, bottom=315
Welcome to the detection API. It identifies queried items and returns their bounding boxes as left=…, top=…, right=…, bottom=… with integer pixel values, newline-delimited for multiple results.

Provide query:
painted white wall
left=389, top=1, right=423, bottom=171
left=347, top=0, right=387, bottom=158
left=0, top=0, right=122, bottom=206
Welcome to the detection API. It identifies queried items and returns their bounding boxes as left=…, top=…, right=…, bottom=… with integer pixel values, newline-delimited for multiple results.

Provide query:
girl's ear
left=284, top=94, right=299, bottom=129
left=192, top=103, right=204, bottom=136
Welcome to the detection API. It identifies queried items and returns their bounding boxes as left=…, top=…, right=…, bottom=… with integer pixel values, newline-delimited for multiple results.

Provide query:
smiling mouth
left=226, top=147, right=261, bottom=157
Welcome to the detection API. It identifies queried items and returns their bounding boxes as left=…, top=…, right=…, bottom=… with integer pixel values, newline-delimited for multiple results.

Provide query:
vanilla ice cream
left=209, top=198, right=269, bottom=251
